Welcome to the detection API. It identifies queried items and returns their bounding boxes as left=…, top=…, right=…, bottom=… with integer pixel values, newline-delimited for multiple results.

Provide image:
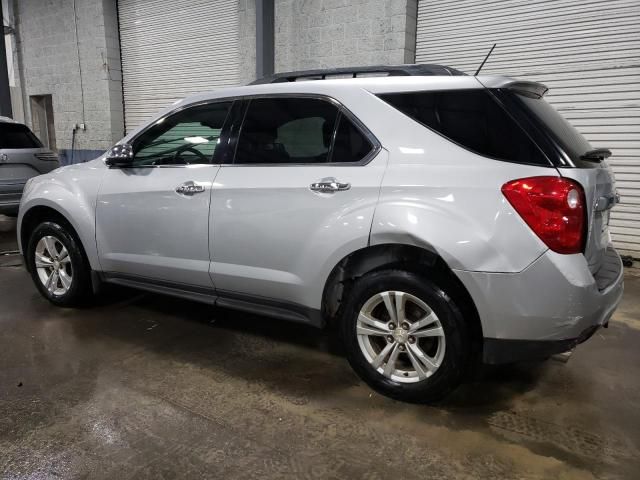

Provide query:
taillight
left=501, top=176, right=586, bottom=254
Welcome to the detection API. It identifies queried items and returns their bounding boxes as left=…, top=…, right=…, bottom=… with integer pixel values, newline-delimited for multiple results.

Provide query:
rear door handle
left=310, top=177, right=351, bottom=193
left=176, top=182, right=205, bottom=195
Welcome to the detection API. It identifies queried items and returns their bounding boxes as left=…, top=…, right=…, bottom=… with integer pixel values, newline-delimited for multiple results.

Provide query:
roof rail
left=250, top=64, right=465, bottom=85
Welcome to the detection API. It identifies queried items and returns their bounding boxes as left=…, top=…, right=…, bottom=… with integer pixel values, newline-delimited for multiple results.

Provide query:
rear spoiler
left=505, top=81, right=549, bottom=99
left=476, top=77, right=549, bottom=98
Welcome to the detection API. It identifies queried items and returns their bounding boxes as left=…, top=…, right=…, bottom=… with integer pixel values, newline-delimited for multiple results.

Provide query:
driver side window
left=132, top=101, right=232, bottom=166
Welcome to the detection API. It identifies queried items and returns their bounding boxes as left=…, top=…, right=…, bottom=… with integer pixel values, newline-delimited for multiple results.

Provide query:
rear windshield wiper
left=580, top=148, right=612, bottom=162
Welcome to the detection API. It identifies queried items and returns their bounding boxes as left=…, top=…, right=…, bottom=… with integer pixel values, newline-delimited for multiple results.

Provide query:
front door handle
left=310, top=177, right=351, bottom=193
left=176, top=182, right=205, bottom=195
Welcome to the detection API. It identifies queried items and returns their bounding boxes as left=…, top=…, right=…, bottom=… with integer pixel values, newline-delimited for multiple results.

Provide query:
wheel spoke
left=46, top=271, right=59, bottom=293
left=408, top=343, right=439, bottom=373
left=371, top=342, right=395, bottom=369
left=380, top=292, right=398, bottom=324
left=406, top=346, right=428, bottom=380
left=58, top=247, right=69, bottom=263
left=382, top=344, right=401, bottom=378
left=59, top=270, right=72, bottom=290
left=35, top=252, right=53, bottom=268
left=357, top=325, right=388, bottom=336
left=409, top=312, right=438, bottom=333
left=395, top=292, right=406, bottom=325
left=411, top=326, right=445, bottom=338
left=43, top=237, right=58, bottom=258
left=358, top=312, right=390, bottom=333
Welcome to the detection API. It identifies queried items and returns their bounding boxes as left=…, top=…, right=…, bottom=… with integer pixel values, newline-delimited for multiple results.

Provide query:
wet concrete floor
left=1, top=216, right=639, bottom=479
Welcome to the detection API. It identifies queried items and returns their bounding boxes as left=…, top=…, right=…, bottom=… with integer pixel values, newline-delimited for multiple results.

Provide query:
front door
left=96, top=100, right=232, bottom=288
left=210, top=97, right=386, bottom=310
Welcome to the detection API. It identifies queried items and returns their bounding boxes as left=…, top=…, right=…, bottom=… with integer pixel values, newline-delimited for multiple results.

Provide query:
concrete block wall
left=238, top=0, right=257, bottom=85
left=8, top=0, right=419, bottom=161
left=12, top=0, right=123, bottom=164
left=274, top=0, right=418, bottom=73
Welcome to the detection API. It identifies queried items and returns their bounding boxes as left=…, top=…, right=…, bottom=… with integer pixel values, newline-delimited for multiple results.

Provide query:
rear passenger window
left=234, top=97, right=374, bottom=164
left=379, top=90, right=548, bottom=165
left=235, top=98, right=337, bottom=164
left=277, top=117, right=329, bottom=158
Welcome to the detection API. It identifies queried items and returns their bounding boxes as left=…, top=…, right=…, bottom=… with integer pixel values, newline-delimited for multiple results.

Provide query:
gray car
left=0, top=117, right=59, bottom=216
left=16, top=65, right=624, bottom=402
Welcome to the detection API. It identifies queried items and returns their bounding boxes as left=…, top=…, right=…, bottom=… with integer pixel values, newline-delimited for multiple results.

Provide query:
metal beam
left=255, top=0, right=274, bottom=79
left=0, top=2, right=12, bottom=117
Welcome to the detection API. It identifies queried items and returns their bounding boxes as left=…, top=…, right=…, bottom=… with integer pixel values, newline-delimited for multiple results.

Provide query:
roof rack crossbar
left=250, top=64, right=465, bottom=85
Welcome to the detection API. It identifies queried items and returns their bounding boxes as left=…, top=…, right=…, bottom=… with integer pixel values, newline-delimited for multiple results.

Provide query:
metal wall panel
left=416, top=0, right=640, bottom=257
left=118, top=0, right=240, bottom=131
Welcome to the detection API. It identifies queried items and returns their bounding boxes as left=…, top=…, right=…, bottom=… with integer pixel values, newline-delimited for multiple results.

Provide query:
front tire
left=340, top=270, right=470, bottom=403
left=26, top=221, right=93, bottom=307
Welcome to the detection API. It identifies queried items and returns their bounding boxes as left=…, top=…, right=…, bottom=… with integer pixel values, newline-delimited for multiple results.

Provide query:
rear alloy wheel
left=357, top=291, right=446, bottom=383
left=341, top=270, right=469, bottom=403
left=27, top=221, right=92, bottom=307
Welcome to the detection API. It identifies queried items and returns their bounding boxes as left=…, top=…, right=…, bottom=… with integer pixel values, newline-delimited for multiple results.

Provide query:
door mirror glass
left=105, top=144, right=134, bottom=166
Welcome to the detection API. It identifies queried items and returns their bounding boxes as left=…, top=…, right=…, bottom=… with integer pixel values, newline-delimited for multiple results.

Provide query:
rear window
left=0, top=123, right=43, bottom=149
left=511, top=93, right=593, bottom=162
left=379, top=90, right=549, bottom=166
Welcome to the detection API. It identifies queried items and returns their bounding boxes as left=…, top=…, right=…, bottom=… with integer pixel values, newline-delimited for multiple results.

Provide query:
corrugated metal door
left=118, top=0, right=239, bottom=132
left=416, top=0, right=640, bottom=258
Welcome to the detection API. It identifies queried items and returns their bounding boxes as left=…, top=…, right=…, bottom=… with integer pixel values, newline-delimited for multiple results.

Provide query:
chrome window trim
left=106, top=93, right=382, bottom=169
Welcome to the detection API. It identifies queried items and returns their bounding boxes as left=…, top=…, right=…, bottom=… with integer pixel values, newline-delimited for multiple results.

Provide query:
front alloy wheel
left=27, top=220, right=92, bottom=307
left=34, top=235, right=73, bottom=296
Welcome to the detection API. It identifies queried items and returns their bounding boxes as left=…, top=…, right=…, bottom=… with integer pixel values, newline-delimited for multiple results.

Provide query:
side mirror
left=105, top=143, right=134, bottom=167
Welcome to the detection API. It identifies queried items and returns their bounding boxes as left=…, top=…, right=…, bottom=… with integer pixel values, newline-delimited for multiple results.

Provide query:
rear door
left=209, top=96, right=387, bottom=309
left=96, top=100, right=232, bottom=288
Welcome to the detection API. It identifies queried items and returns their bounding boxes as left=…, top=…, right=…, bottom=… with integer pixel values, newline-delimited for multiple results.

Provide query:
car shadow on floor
left=78, top=283, right=548, bottom=413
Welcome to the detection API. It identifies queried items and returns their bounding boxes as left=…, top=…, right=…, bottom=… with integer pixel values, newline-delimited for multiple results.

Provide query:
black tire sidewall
left=340, top=270, right=469, bottom=403
left=27, top=221, right=90, bottom=307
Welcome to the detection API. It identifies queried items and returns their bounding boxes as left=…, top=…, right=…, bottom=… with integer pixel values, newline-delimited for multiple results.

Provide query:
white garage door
left=416, top=0, right=640, bottom=258
left=118, top=0, right=240, bottom=132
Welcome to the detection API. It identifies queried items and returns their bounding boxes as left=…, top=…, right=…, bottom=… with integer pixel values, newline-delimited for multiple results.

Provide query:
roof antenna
left=474, top=43, right=496, bottom=76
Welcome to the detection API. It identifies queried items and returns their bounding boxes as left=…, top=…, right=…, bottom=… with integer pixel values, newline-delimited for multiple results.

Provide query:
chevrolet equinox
left=17, top=65, right=623, bottom=402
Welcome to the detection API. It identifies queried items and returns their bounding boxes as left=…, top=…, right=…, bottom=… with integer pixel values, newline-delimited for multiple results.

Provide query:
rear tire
left=26, top=221, right=93, bottom=307
left=340, top=269, right=470, bottom=403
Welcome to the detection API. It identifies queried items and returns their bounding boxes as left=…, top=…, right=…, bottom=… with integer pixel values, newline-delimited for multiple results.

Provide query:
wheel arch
left=321, top=243, right=483, bottom=353
left=19, top=205, right=93, bottom=273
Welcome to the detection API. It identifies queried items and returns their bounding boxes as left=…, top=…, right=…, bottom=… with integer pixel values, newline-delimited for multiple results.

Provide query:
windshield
left=513, top=93, right=593, bottom=162
left=0, top=123, right=43, bottom=149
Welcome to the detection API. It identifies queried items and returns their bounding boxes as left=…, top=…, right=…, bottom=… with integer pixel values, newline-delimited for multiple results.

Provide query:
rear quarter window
left=378, top=90, right=550, bottom=166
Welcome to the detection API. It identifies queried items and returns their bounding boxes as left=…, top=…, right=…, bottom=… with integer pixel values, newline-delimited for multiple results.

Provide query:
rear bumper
left=483, top=325, right=600, bottom=364
left=454, top=247, right=624, bottom=364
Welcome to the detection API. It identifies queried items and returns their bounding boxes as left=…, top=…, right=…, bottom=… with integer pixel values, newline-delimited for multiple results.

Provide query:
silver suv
left=0, top=117, right=59, bottom=216
left=17, top=65, right=624, bottom=402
